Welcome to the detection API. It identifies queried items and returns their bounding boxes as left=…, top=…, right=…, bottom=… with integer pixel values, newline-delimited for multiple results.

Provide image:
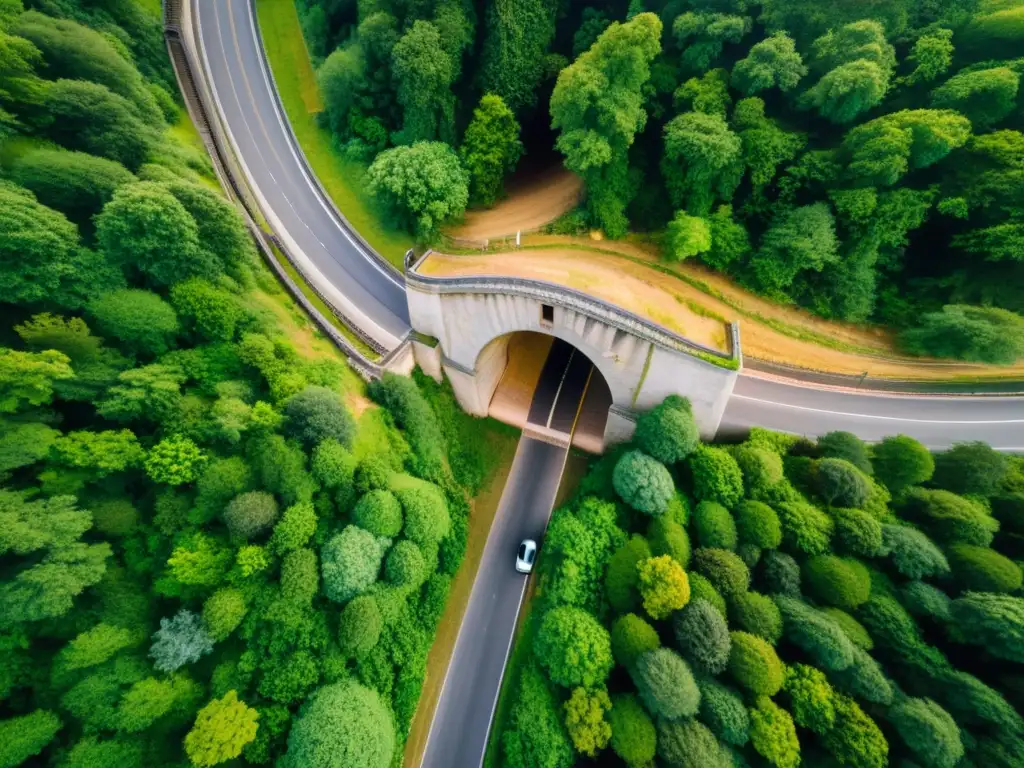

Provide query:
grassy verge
left=253, top=0, right=413, bottom=269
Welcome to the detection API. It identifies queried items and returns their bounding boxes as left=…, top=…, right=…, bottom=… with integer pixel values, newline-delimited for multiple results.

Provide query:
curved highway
left=192, top=0, right=1023, bottom=449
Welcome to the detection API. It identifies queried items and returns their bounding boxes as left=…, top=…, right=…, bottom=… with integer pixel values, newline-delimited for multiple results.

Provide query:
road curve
left=193, top=0, right=1022, bottom=449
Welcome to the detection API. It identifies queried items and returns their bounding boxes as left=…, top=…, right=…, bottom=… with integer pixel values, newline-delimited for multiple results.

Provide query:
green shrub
left=354, top=456, right=391, bottom=494
left=775, top=595, right=856, bottom=671
left=534, top=606, right=613, bottom=689
left=784, top=664, right=836, bottom=734
left=338, top=596, right=382, bottom=657
left=737, top=542, right=761, bottom=568
left=820, top=608, right=873, bottom=650
left=606, top=535, right=652, bottom=614
left=747, top=428, right=801, bottom=456
left=352, top=490, right=403, bottom=538
left=872, top=435, right=934, bottom=494
left=673, top=598, right=731, bottom=675
left=950, top=592, right=1024, bottom=664
left=694, top=501, right=738, bottom=550
left=689, top=446, right=744, bottom=507
left=395, top=485, right=450, bottom=546
left=563, top=686, right=611, bottom=757
left=946, top=544, right=1023, bottom=593
left=637, top=555, right=690, bottom=619
left=633, top=647, right=700, bottom=719
left=693, top=547, right=750, bottom=599
left=730, top=591, right=783, bottom=644
left=832, top=507, right=884, bottom=557
left=283, top=386, right=355, bottom=448
left=829, top=646, right=893, bottom=705
left=880, top=524, right=950, bottom=579
left=815, top=458, right=872, bottom=508
left=656, top=718, right=733, bottom=768
left=270, top=502, right=317, bottom=554
left=688, top=572, right=727, bottom=618
left=775, top=501, right=834, bottom=555
left=666, top=492, right=691, bottom=526
left=611, top=613, right=660, bottom=669
left=897, top=488, right=998, bottom=547
left=736, top=501, right=782, bottom=549
left=607, top=694, right=656, bottom=768
left=385, top=541, right=426, bottom=586
left=821, top=694, right=888, bottom=768
left=280, top=548, right=319, bottom=605
left=202, top=588, right=246, bottom=641
left=321, top=526, right=388, bottom=603
left=613, top=450, right=675, bottom=516
left=0, top=710, right=62, bottom=768
left=932, top=441, right=1008, bottom=497
left=733, top=445, right=785, bottom=495
left=934, top=668, right=1024, bottom=733
left=817, top=431, right=872, bottom=474
left=899, top=581, right=952, bottom=622
left=223, top=491, right=279, bottom=540
left=696, top=676, right=750, bottom=746
left=727, top=631, right=785, bottom=696
left=803, top=555, right=872, bottom=610
left=501, top=663, right=574, bottom=768
left=367, top=373, right=447, bottom=483
left=281, top=679, right=394, bottom=768
left=88, top=289, right=178, bottom=357
left=749, top=696, right=800, bottom=768
left=647, top=516, right=691, bottom=567
left=887, top=697, right=963, bottom=768
left=759, top=551, right=801, bottom=597
left=634, top=398, right=699, bottom=464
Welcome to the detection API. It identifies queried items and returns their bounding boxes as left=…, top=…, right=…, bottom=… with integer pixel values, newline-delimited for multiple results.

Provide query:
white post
left=516, top=230, right=521, bottom=247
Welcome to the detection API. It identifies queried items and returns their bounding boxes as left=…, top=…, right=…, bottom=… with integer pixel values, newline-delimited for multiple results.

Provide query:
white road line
left=731, top=394, right=1024, bottom=424
left=546, top=350, right=575, bottom=428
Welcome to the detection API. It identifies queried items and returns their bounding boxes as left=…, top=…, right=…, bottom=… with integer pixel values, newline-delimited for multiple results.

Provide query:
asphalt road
left=194, top=0, right=410, bottom=342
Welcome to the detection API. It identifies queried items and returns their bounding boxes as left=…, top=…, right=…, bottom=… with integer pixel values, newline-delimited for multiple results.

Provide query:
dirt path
left=448, top=167, right=582, bottom=241
left=423, top=245, right=1024, bottom=380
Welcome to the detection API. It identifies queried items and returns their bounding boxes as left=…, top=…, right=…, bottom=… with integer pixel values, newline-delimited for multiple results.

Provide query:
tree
left=694, top=502, right=738, bottom=550
left=730, top=591, right=783, bottom=644
left=632, top=647, right=700, bottom=719
left=338, top=595, right=382, bottom=657
left=634, top=398, right=699, bottom=464
left=880, top=524, right=949, bottom=580
left=563, top=687, right=611, bottom=757
left=461, top=94, right=522, bottom=206
left=897, top=488, right=998, bottom=546
left=822, top=695, right=888, bottom=768
left=550, top=13, right=662, bottom=236
left=815, top=459, right=871, bottom=508
left=116, top=676, right=203, bottom=733
left=202, top=588, right=247, bottom=641
left=689, top=446, right=743, bottom=508
left=732, top=32, right=806, bottom=95
left=750, top=696, right=800, bottom=768
left=502, top=665, right=574, bottom=768
left=950, top=593, right=1024, bottom=664
left=662, top=111, right=742, bottom=216
left=8, top=147, right=134, bottom=223
left=665, top=212, right=712, bottom=261
left=479, top=0, right=555, bottom=113
left=607, top=694, right=655, bottom=767
left=613, top=450, right=674, bottom=516
left=784, top=664, right=836, bottom=734
left=887, top=697, right=963, bottom=768
left=872, top=435, right=934, bottom=493
left=692, top=547, right=749, bottom=599
left=655, top=717, right=733, bottom=768
left=270, top=502, right=317, bottom=554
left=947, top=544, right=1023, bottom=593
left=932, top=441, right=1009, bottom=496
left=149, top=610, right=214, bottom=673
left=775, top=596, right=856, bottom=671
left=832, top=508, right=884, bottom=558
left=606, top=535, right=653, bottom=613
left=391, top=21, right=454, bottom=144
left=776, top=501, right=834, bottom=556
left=164, top=181, right=254, bottom=279
left=145, top=435, right=205, bottom=485
left=87, top=289, right=179, bottom=358
left=395, top=485, right=450, bottom=546
left=350, top=490, right=402, bottom=538
left=802, top=59, right=891, bottom=124
left=931, top=67, right=1019, bottom=130
left=611, top=613, right=660, bottom=669
left=184, top=691, right=259, bottom=767
left=733, top=446, right=784, bottom=496
left=321, top=525, right=388, bottom=603
left=0, top=710, right=61, bottom=768
left=385, top=540, right=426, bottom=586
left=899, top=28, right=953, bottom=86
left=283, top=386, right=354, bottom=448
left=0, top=348, right=72, bottom=413
left=752, top=203, right=838, bottom=296
left=901, top=305, right=1024, bottom=365
left=366, top=142, right=468, bottom=239
left=704, top=204, right=751, bottom=270
left=637, top=555, right=689, bottom=619
left=61, top=737, right=143, bottom=768
left=281, top=680, right=395, bottom=768
left=817, top=431, right=871, bottom=473
left=53, top=624, right=138, bottom=678
left=728, top=631, right=785, bottom=696
left=223, top=491, right=279, bottom=540
left=672, top=12, right=750, bottom=72
left=169, top=279, right=244, bottom=343
left=673, top=598, right=731, bottom=675
left=534, top=606, right=613, bottom=689
left=648, top=516, right=690, bottom=568
left=735, top=501, right=782, bottom=550
left=697, top=676, right=749, bottom=746
left=96, top=181, right=214, bottom=286
left=675, top=68, right=732, bottom=119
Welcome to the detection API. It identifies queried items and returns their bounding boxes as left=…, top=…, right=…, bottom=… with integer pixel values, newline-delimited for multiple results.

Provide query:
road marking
left=546, top=349, right=575, bottom=428
left=731, top=394, right=1024, bottom=424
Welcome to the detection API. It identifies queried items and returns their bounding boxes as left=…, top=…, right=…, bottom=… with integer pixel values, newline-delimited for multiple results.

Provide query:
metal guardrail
left=407, top=254, right=741, bottom=370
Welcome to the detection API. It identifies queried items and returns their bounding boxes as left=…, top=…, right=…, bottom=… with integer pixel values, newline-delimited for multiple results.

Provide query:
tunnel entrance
left=485, top=332, right=613, bottom=453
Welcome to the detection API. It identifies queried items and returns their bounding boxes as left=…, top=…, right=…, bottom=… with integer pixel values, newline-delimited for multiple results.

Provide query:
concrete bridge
left=405, top=253, right=742, bottom=446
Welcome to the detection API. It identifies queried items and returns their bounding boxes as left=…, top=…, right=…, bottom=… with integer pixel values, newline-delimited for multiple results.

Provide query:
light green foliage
left=88, top=289, right=179, bottom=357
left=784, top=664, right=836, bottom=734
left=872, top=435, right=934, bottom=494
left=647, top=515, right=691, bottom=568
left=821, top=608, right=873, bottom=650
left=281, top=680, right=394, bottom=768
left=607, top=693, right=655, bottom=767
left=801, top=21, right=894, bottom=124
left=662, top=111, right=742, bottom=216
left=395, top=484, right=450, bottom=546
left=947, top=543, right=1022, bottom=593
left=502, top=664, right=574, bottom=768
left=665, top=212, right=711, bottom=261
left=803, top=555, right=871, bottom=610
left=144, top=435, right=205, bottom=485
left=900, top=28, right=953, bottom=86
left=53, top=623, right=138, bottom=677
left=776, top=595, right=856, bottom=671
left=169, top=279, right=244, bottom=343
left=271, top=502, right=317, bottom=553
left=61, top=737, right=143, bottom=768
left=0, top=348, right=72, bottom=413
left=563, top=686, right=611, bottom=757
left=366, top=142, right=468, bottom=239
left=0, top=709, right=61, bottom=768
left=950, top=592, right=1024, bottom=664
left=703, top=204, right=751, bottom=271
left=831, top=507, right=884, bottom=558
left=694, top=501, right=738, bottom=550
left=901, top=305, right=1024, bottom=365
left=733, top=447, right=784, bottom=496
left=634, top=397, right=698, bottom=465
left=352, top=490, right=403, bottom=538
left=202, top=588, right=247, bottom=641
left=931, top=66, right=1019, bottom=130
left=338, top=595, right=382, bottom=657
left=116, top=676, right=202, bottom=733
left=461, top=94, right=522, bottom=206
left=673, top=598, right=731, bottom=675
left=8, top=148, right=135, bottom=223
left=696, top=676, right=749, bottom=746
left=311, top=440, right=356, bottom=496
left=385, top=540, right=426, bottom=586
left=727, top=631, right=784, bottom=696
left=633, top=647, right=700, bottom=719
left=321, top=525, right=388, bottom=603
left=656, top=717, right=733, bottom=768
left=606, top=534, right=652, bottom=614
left=223, top=491, right=279, bottom=540
left=534, top=606, right=613, bottom=689
left=637, top=554, right=689, bottom=619
left=735, top=501, right=782, bottom=550
left=611, top=613, right=660, bottom=669
left=822, top=694, right=888, bottom=768
left=692, top=547, right=749, bottom=599
left=897, top=488, right=998, bottom=547
left=689, top=446, right=743, bottom=508
left=732, top=32, right=806, bottom=94
left=391, top=21, right=455, bottom=144
left=733, top=97, right=805, bottom=190
left=675, top=69, right=732, bottom=119
left=887, top=697, right=963, bottom=768
left=50, top=429, right=144, bottom=477
left=730, top=591, right=782, bottom=644
left=776, top=501, right=834, bottom=555
left=613, top=450, right=674, bottom=516
left=550, top=13, right=662, bottom=236
left=184, top=691, right=259, bottom=767
left=750, top=696, right=800, bottom=768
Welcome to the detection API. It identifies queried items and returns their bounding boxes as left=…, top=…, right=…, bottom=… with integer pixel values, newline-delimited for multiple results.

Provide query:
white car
left=515, top=539, right=537, bottom=574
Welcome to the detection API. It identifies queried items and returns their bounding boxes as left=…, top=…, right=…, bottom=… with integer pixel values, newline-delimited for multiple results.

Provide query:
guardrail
left=407, top=253, right=741, bottom=371
left=162, top=0, right=397, bottom=379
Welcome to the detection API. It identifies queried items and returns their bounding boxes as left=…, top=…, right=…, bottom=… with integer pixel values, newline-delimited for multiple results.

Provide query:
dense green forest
left=299, top=0, right=1024, bottom=360
left=498, top=397, right=1024, bottom=768
left=0, top=0, right=512, bottom=765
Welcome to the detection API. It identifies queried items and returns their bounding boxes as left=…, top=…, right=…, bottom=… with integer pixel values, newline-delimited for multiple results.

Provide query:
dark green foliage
left=613, top=450, right=675, bottom=516
left=534, top=606, right=612, bottom=689
left=815, top=458, right=872, bottom=508
left=803, top=555, right=872, bottom=610
left=689, top=446, right=744, bottom=508
left=817, top=432, right=871, bottom=474
left=730, top=591, right=783, bottom=643
left=950, top=592, right=1024, bottom=663
left=321, top=525, right=388, bottom=603
left=338, top=596, right=383, bottom=657
left=880, top=524, right=950, bottom=579
left=611, top=613, right=660, bottom=669
left=694, top=501, right=738, bottom=550
left=897, top=488, right=998, bottom=547
left=656, top=717, right=733, bottom=768
left=352, top=490, right=403, bottom=538
left=87, top=289, right=178, bottom=357
left=606, top=534, right=651, bottom=614
left=901, top=306, right=1024, bottom=365
left=776, top=595, right=856, bottom=671
left=460, top=94, right=522, bottom=206
left=775, top=501, right=834, bottom=555
left=673, top=598, right=731, bottom=675
left=367, top=373, right=447, bottom=483
left=946, top=544, right=1023, bottom=593
left=887, top=697, right=963, bottom=768
left=543, top=496, right=625, bottom=613
left=829, top=646, right=893, bottom=705
left=692, top=547, right=750, bottom=599
left=832, top=507, right=884, bottom=558
left=647, top=515, right=690, bottom=568
left=8, top=148, right=134, bottom=223
left=932, top=442, right=1009, bottom=497
left=728, top=631, right=785, bottom=696
left=688, top=571, right=728, bottom=618
left=0, top=710, right=61, bottom=768
left=760, top=550, right=801, bottom=596
left=632, top=647, right=700, bottom=719
left=223, top=491, right=279, bottom=540
left=697, top=676, right=750, bottom=746
left=502, top=664, right=573, bottom=768
left=634, top=397, right=699, bottom=464
left=283, top=386, right=355, bottom=448
left=872, top=436, right=934, bottom=494
left=821, top=608, right=873, bottom=651
left=607, top=694, right=656, bottom=767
